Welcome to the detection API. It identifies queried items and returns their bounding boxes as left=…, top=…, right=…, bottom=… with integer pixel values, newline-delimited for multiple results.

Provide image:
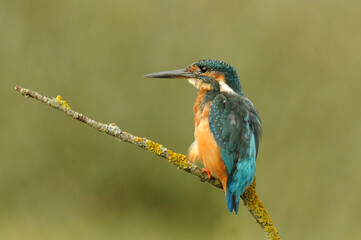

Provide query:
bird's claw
left=202, top=168, right=212, bottom=180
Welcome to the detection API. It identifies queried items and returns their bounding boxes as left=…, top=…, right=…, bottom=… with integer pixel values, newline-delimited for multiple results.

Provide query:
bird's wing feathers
left=209, top=93, right=261, bottom=213
left=209, top=94, right=261, bottom=174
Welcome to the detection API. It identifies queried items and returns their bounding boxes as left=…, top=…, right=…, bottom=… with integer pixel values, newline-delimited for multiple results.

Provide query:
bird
left=144, top=59, right=261, bottom=214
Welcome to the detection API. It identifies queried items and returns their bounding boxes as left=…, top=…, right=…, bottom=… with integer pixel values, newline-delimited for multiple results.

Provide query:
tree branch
left=14, top=85, right=280, bottom=240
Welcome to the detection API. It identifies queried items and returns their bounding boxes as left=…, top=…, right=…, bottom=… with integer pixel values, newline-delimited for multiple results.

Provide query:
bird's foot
left=202, top=168, right=212, bottom=180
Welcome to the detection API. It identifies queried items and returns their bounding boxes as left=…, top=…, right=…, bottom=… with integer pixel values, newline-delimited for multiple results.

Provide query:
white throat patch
left=219, top=81, right=235, bottom=94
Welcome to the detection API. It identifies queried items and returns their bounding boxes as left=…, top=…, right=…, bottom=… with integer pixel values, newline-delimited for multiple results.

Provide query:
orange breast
left=188, top=93, right=228, bottom=190
left=193, top=90, right=206, bottom=128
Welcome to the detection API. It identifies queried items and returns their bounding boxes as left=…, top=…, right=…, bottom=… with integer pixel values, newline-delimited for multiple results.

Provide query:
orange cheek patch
left=202, top=72, right=225, bottom=82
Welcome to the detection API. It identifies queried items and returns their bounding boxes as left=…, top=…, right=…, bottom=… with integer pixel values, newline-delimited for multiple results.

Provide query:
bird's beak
left=144, top=68, right=196, bottom=79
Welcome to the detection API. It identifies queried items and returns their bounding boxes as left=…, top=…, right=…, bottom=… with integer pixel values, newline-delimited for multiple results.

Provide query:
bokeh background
left=1, top=0, right=361, bottom=239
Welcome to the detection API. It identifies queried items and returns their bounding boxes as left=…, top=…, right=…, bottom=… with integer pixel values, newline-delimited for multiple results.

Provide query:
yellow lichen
left=135, top=137, right=145, bottom=143
left=167, top=150, right=190, bottom=169
left=146, top=141, right=190, bottom=169
left=147, top=141, right=165, bottom=156
left=242, top=179, right=280, bottom=240
left=56, top=95, right=71, bottom=110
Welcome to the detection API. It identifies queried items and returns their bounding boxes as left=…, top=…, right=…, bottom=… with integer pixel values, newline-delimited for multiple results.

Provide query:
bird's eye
left=200, top=66, right=208, bottom=73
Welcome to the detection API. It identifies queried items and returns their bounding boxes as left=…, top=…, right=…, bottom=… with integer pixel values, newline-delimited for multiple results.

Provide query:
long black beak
left=144, top=69, right=195, bottom=79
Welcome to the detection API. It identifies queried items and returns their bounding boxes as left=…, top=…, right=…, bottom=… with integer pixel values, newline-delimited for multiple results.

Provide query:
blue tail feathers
left=224, top=132, right=257, bottom=214
left=226, top=184, right=241, bottom=214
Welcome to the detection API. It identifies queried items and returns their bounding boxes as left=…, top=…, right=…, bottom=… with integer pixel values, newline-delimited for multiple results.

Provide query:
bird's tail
left=226, top=182, right=241, bottom=214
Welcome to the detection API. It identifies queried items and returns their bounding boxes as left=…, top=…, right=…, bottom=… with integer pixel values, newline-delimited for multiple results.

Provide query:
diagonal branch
left=14, top=85, right=280, bottom=240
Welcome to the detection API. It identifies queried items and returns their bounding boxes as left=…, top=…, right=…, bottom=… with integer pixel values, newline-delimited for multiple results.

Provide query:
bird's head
left=145, top=59, right=244, bottom=96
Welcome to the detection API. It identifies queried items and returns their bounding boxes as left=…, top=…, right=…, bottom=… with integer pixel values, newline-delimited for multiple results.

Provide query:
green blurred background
left=1, top=0, right=360, bottom=239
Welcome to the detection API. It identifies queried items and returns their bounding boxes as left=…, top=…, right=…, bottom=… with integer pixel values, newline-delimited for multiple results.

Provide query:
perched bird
left=145, top=59, right=261, bottom=214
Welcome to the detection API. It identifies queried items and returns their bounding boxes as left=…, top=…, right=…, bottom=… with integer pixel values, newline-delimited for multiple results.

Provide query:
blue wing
left=209, top=93, right=261, bottom=214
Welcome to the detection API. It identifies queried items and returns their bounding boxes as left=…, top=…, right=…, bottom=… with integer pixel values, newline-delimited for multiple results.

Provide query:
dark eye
left=200, top=66, right=208, bottom=73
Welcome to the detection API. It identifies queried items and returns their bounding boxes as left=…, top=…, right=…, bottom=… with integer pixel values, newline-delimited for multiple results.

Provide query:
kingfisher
left=145, top=59, right=261, bottom=214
